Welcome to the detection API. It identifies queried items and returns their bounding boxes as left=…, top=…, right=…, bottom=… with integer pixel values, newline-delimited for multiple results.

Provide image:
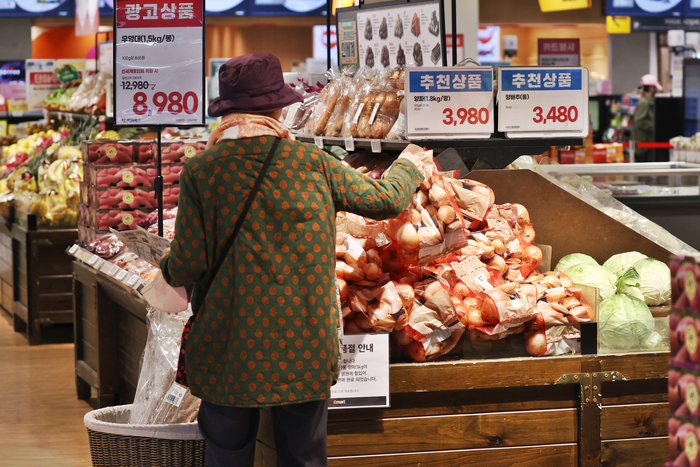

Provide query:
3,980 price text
left=442, top=107, right=489, bottom=126
left=132, top=91, right=199, bottom=116
left=533, top=106, right=578, bottom=124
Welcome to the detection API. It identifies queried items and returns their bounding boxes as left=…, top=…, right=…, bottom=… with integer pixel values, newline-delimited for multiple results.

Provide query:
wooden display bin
left=0, top=222, right=14, bottom=316
left=73, top=260, right=148, bottom=407
left=11, top=219, right=77, bottom=345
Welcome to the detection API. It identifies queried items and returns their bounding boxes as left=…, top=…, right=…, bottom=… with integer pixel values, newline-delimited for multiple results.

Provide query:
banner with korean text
left=114, top=0, right=205, bottom=126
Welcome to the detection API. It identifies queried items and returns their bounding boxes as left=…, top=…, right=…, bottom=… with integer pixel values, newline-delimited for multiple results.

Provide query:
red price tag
left=132, top=91, right=200, bottom=116
left=442, top=107, right=490, bottom=126
left=532, top=105, right=578, bottom=125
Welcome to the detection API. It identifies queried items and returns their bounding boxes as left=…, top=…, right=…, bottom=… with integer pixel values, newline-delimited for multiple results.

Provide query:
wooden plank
left=80, top=318, right=98, bottom=348
left=35, top=310, right=73, bottom=324
left=327, top=409, right=577, bottom=456
left=601, top=403, right=669, bottom=440
left=118, top=309, right=148, bottom=345
left=118, top=349, right=141, bottom=390
left=36, top=276, right=72, bottom=294
left=602, top=379, right=668, bottom=405
left=389, top=357, right=587, bottom=393
left=329, top=385, right=579, bottom=422
left=37, top=293, right=73, bottom=313
left=82, top=340, right=99, bottom=371
left=328, top=444, right=577, bottom=467
left=75, top=359, right=98, bottom=388
left=599, top=353, right=669, bottom=380
left=80, top=295, right=98, bottom=327
left=600, top=437, right=668, bottom=467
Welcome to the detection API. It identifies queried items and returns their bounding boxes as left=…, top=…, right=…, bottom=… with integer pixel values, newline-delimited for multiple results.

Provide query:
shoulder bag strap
left=199, top=137, right=281, bottom=296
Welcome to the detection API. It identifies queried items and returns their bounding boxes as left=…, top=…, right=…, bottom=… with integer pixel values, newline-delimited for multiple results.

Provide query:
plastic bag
left=129, top=306, right=201, bottom=425
left=324, top=70, right=357, bottom=137
left=342, top=69, right=376, bottom=138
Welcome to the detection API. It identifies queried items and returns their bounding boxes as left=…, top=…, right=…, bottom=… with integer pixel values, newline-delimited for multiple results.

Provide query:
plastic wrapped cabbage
left=598, top=294, right=661, bottom=350
left=554, top=253, right=598, bottom=273
left=615, top=258, right=672, bottom=306
left=603, top=251, right=647, bottom=278
left=565, top=263, right=617, bottom=301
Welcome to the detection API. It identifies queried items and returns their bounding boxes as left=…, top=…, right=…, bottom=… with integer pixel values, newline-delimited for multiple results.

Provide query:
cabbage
left=554, top=253, right=598, bottom=273
left=598, top=294, right=656, bottom=349
left=603, top=251, right=647, bottom=277
left=616, top=258, right=671, bottom=306
left=564, top=263, right=617, bottom=301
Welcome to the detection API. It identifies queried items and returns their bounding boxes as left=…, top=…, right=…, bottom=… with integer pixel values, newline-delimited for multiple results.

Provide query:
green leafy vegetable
left=554, top=253, right=598, bottom=273
left=565, top=263, right=617, bottom=301
left=598, top=294, right=656, bottom=349
left=616, top=258, right=671, bottom=306
left=603, top=251, right=647, bottom=277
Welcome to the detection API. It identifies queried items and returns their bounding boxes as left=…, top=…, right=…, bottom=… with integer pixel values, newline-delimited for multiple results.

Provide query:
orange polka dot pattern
left=161, top=137, right=422, bottom=408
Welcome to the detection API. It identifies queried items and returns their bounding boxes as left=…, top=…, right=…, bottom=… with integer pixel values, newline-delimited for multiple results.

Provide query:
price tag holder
left=497, top=66, right=589, bottom=138
left=405, top=67, right=494, bottom=140
left=314, top=136, right=323, bottom=148
left=330, top=333, right=390, bottom=409
left=344, top=137, right=354, bottom=152
left=113, top=0, right=205, bottom=126
left=370, top=140, right=381, bottom=153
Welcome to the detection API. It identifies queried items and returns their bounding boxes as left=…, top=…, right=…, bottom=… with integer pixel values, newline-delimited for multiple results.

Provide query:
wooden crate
left=0, top=222, right=14, bottom=315
left=12, top=223, right=77, bottom=344
left=73, top=260, right=148, bottom=407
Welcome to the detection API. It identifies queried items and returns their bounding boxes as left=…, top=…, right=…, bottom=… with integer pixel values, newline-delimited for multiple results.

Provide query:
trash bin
left=83, top=404, right=206, bottom=467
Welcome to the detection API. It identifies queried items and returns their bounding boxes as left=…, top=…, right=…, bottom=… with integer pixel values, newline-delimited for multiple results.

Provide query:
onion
left=522, top=225, right=536, bottom=243
left=348, top=294, right=367, bottom=313
left=513, top=203, right=530, bottom=221
left=397, top=224, right=419, bottom=250
left=491, top=239, right=506, bottom=256
left=486, top=255, right=508, bottom=275
left=368, top=169, right=384, bottom=179
left=341, top=305, right=352, bottom=318
left=523, top=245, right=543, bottom=265
left=394, top=312, right=408, bottom=331
left=422, top=281, right=444, bottom=302
left=437, top=205, right=456, bottom=223
left=363, top=262, right=382, bottom=281
left=479, top=244, right=495, bottom=261
left=355, top=312, right=374, bottom=330
left=429, top=184, right=449, bottom=206
left=545, top=287, right=567, bottom=303
left=336, top=261, right=365, bottom=282
left=395, top=283, right=415, bottom=310
left=524, top=329, right=547, bottom=356
left=397, top=271, right=418, bottom=285
left=413, top=191, right=429, bottom=208
left=561, top=296, right=581, bottom=309
left=337, top=278, right=348, bottom=301
left=453, top=281, right=471, bottom=298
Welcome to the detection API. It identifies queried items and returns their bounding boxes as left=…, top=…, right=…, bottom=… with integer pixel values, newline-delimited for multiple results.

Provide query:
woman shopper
left=160, top=53, right=427, bottom=467
left=631, top=74, right=662, bottom=162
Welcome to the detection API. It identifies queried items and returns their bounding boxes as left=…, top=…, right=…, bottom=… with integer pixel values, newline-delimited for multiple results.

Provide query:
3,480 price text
left=132, top=91, right=199, bottom=116
left=533, top=106, right=578, bottom=124
left=442, top=107, right=489, bottom=126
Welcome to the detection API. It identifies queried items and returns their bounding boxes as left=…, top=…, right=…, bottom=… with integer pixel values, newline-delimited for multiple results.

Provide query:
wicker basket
left=84, top=404, right=206, bottom=467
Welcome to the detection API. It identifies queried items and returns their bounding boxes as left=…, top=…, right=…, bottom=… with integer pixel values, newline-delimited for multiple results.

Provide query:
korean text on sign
left=501, top=69, right=582, bottom=92
left=410, top=70, right=493, bottom=93
left=116, top=0, right=203, bottom=28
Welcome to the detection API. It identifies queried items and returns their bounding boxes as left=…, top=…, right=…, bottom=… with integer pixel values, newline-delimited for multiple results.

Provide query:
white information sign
left=114, top=0, right=205, bottom=126
left=357, top=0, right=443, bottom=70
left=406, top=67, right=494, bottom=140
left=498, top=66, right=589, bottom=138
left=25, top=59, right=61, bottom=111
left=330, top=333, right=390, bottom=409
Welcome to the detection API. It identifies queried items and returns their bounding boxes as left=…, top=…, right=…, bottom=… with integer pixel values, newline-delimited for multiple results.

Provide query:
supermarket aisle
left=0, top=311, right=92, bottom=467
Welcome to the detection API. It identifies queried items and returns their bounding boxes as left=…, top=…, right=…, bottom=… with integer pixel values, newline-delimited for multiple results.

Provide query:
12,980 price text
left=442, top=107, right=489, bottom=126
left=132, top=91, right=199, bottom=116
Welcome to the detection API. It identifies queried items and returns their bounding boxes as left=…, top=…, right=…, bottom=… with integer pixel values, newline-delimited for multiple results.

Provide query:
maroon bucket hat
left=208, top=53, right=303, bottom=118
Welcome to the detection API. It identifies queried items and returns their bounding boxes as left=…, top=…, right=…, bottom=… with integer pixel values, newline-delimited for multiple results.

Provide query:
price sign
left=330, top=333, right=390, bottom=409
left=114, top=0, right=205, bottom=126
left=406, top=67, right=494, bottom=140
left=498, top=66, right=589, bottom=138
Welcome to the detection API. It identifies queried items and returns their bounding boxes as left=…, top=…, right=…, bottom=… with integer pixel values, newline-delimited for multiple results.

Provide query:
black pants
left=197, top=399, right=329, bottom=467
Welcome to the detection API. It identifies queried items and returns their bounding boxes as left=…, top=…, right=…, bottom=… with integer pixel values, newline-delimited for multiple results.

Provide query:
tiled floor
left=0, top=311, right=92, bottom=467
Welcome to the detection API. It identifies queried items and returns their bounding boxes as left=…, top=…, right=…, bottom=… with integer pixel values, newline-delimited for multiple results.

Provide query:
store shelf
left=296, top=135, right=584, bottom=169
left=0, top=110, right=44, bottom=122
left=43, top=110, right=111, bottom=123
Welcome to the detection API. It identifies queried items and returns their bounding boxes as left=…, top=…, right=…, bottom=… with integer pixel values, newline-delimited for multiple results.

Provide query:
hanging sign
left=498, top=66, right=589, bottom=138
left=114, top=0, right=205, bottom=126
left=329, top=333, right=390, bottom=409
left=25, top=59, right=61, bottom=111
left=538, top=38, right=580, bottom=66
left=406, top=66, right=494, bottom=140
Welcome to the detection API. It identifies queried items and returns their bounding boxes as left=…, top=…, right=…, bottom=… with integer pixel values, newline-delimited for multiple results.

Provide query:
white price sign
left=406, top=67, right=494, bottom=140
left=114, top=0, right=205, bottom=126
left=330, top=333, right=390, bottom=409
left=498, top=66, right=589, bottom=138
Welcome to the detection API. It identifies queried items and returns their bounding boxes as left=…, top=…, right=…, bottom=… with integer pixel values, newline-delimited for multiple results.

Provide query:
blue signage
left=409, top=70, right=493, bottom=93
left=500, top=69, right=583, bottom=92
left=606, top=0, right=683, bottom=17
left=0, top=0, right=72, bottom=17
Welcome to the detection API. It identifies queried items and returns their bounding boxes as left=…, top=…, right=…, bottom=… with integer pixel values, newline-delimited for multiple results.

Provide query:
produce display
left=553, top=250, right=670, bottom=353
left=294, top=67, right=407, bottom=141
left=669, top=256, right=700, bottom=467
left=333, top=146, right=598, bottom=361
left=44, top=72, right=109, bottom=116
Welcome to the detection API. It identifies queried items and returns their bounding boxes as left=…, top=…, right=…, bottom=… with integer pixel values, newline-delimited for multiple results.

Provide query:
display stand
left=11, top=214, right=77, bottom=345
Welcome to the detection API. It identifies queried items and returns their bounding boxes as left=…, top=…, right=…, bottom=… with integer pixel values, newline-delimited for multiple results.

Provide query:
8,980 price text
left=132, top=91, right=199, bottom=116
